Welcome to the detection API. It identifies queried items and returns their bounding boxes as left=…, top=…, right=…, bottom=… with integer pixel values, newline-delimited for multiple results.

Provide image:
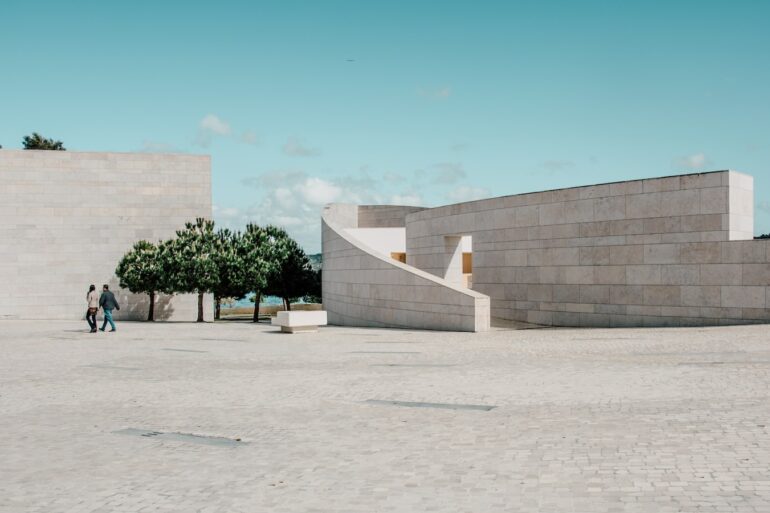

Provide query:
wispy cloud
left=674, top=152, right=710, bottom=170
left=446, top=185, right=490, bottom=203
left=432, top=162, right=466, bottom=184
left=283, top=137, right=321, bottom=157
left=138, top=140, right=182, bottom=153
left=239, top=130, right=259, bottom=146
left=194, top=114, right=259, bottom=148
left=200, top=114, right=231, bottom=136
left=389, top=194, right=422, bottom=206
left=757, top=200, right=770, bottom=214
left=418, top=86, right=451, bottom=99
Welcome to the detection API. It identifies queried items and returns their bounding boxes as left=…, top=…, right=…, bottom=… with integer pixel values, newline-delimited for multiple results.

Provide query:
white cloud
left=240, top=130, right=259, bottom=145
left=138, top=140, right=180, bottom=153
left=390, top=193, right=422, bottom=205
left=194, top=114, right=260, bottom=148
left=194, top=114, right=232, bottom=147
left=674, top=152, right=710, bottom=169
left=383, top=171, right=405, bottom=184
left=446, top=185, right=490, bottom=203
left=418, top=86, right=451, bottom=99
left=200, top=114, right=231, bottom=135
left=283, top=137, right=321, bottom=157
left=296, top=177, right=343, bottom=205
left=432, top=162, right=466, bottom=184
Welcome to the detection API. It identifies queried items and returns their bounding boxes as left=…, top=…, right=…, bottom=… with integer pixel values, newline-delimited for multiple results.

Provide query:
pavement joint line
left=365, top=399, right=497, bottom=411
left=81, top=364, right=140, bottom=371
left=677, top=361, right=770, bottom=365
left=349, top=351, right=421, bottom=354
left=161, top=348, right=209, bottom=353
left=370, top=364, right=457, bottom=367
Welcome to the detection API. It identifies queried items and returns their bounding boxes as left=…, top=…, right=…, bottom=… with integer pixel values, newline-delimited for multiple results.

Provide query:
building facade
left=0, top=150, right=212, bottom=321
left=323, top=170, right=769, bottom=331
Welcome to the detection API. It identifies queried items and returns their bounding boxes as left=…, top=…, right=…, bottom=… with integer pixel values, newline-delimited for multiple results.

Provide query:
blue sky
left=2, top=0, right=768, bottom=251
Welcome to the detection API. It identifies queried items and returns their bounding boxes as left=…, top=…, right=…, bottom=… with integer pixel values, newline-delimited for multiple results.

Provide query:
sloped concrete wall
left=0, top=150, right=213, bottom=321
left=322, top=204, right=490, bottom=331
left=405, top=170, right=770, bottom=327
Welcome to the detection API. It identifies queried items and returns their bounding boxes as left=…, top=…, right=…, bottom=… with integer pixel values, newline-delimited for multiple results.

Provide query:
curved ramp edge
left=322, top=204, right=490, bottom=332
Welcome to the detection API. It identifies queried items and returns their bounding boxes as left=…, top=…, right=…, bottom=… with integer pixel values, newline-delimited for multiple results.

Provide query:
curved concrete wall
left=405, top=170, right=769, bottom=327
left=322, top=204, right=490, bottom=332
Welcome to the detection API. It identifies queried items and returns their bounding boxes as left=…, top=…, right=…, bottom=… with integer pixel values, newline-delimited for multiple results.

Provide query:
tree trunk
left=252, top=292, right=261, bottom=323
left=285, top=298, right=291, bottom=311
left=197, top=292, right=204, bottom=322
left=148, top=291, right=155, bottom=322
left=214, top=296, right=221, bottom=320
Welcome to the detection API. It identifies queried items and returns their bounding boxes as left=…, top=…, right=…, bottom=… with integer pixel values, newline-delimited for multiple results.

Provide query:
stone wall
left=0, top=150, right=213, bottom=321
left=322, top=204, right=490, bottom=331
left=404, top=170, right=770, bottom=327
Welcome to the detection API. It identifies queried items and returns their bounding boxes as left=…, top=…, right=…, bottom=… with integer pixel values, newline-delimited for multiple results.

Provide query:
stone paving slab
left=1, top=320, right=769, bottom=512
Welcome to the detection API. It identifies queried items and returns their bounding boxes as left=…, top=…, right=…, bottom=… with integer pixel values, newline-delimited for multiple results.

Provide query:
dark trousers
left=86, top=310, right=97, bottom=330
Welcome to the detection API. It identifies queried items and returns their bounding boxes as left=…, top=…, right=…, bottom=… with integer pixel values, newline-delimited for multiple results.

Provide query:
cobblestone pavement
left=1, top=320, right=769, bottom=513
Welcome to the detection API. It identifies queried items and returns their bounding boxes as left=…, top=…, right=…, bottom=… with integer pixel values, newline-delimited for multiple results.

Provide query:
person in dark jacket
left=99, top=284, right=120, bottom=332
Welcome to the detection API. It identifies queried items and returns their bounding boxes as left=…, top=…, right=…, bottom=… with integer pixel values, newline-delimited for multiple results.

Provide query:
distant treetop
left=22, top=132, right=65, bottom=151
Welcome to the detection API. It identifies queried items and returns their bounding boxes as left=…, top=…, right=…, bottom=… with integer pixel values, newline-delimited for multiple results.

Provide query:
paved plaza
left=1, top=321, right=769, bottom=513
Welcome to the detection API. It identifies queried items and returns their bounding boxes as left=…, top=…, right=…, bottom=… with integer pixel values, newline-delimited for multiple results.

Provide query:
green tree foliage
left=303, top=269, right=322, bottom=304
left=165, top=218, right=219, bottom=322
left=756, top=233, right=770, bottom=240
left=237, top=224, right=282, bottom=322
left=115, top=240, right=169, bottom=321
left=22, top=132, right=65, bottom=150
left=212, top=228, right=249, bottom=320
left=264, top=229, right=318, bottom=310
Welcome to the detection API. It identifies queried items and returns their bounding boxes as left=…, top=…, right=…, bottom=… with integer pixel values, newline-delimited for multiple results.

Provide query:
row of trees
left=115, top=218, right=320, bottom=322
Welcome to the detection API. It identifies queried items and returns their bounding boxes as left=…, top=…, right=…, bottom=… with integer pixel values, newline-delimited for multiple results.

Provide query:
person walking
left=99, top=284, right=120, bottom=332
left=86, top=284, right=99, bottom=333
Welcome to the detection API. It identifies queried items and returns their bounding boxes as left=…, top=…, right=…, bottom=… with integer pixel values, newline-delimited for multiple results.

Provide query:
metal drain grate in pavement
left=114, top=428, right=244, bottom=447
left=365, top=399, right=496, bottom=411
left=162, top=348, right=209, bottom=353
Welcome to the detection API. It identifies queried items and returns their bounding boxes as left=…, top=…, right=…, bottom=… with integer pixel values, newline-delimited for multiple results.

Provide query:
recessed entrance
left=443, top=235, right=472, bottom=288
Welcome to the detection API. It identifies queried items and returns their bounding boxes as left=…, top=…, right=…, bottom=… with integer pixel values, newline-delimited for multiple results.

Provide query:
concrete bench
left=271, top=310, right=328, bottom=333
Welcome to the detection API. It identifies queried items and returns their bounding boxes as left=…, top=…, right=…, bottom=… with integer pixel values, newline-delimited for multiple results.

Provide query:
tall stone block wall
left=405, top=171, right=769, bottom=327
left=0, top=150, right=213, bottom=321
left=322, top=205, right=490, bottom=331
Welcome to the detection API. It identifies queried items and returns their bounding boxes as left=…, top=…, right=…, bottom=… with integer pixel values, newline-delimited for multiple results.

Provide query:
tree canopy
left=237, top=224, right=284, bottom=321
left=115, top=240, right=169, bottom=321
left=264, top=227, right=318, bottom=310
left=211, top=227, right=250, bottom=320
left=165, top=218, right=220, bottom=322
left=22, top=132, right=65, bottom=150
